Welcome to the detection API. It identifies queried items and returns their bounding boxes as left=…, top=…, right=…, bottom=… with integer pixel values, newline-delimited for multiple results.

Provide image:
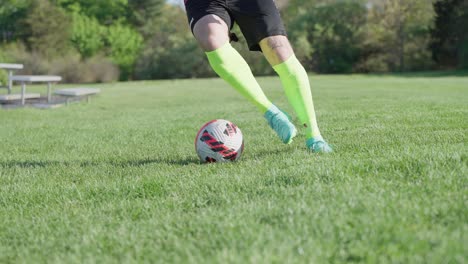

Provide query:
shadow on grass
left=367, top=70, right=468, bottom=78
left=0, top=157, right=201, bottom=169
left=1, top=145, right=301, bottom=169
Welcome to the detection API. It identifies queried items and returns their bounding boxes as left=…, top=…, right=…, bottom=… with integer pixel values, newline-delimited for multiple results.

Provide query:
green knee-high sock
left=206, top=42, right=272, bottom=113
left=273, top=55, right=322, bottom=140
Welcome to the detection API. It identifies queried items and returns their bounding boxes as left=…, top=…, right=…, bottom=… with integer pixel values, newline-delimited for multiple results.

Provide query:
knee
left=193, top=15, right=230, bottom=52
left=260, top=36, right=294, bottom=66
left=198, top=34, right=227, bottom=51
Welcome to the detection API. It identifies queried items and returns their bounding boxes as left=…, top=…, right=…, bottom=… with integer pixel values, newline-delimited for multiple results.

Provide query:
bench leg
left=21, top=82, right=26, bottom=105
left=47, top=82, right=52, bottom=103
left=8, top=70, right=13, bottom=94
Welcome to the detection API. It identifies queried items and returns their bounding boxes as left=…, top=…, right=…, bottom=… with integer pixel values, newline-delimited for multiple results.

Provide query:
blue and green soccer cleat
left=264, top=105, right=297, bottom=144
left=306, top=137, right=333, bottom=153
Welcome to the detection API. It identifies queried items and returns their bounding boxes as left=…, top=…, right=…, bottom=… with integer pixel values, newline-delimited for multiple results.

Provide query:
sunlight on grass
left=0, top=75, right=467, bottom=263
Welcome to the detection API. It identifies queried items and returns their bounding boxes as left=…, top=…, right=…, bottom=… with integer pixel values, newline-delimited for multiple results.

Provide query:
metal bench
left=0, top=93, right=41, bottom=102
left=0, top=63, right=24, bottom=94
left=54, top=88, right=100, bottom=105
left=10, top=75, right=62, bottom=105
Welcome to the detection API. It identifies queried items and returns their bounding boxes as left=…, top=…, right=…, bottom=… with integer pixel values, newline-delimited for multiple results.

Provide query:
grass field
left=0, top=74, right=467, bottom=263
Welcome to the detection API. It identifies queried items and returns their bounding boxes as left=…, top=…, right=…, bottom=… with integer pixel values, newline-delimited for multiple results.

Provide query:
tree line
left=0, top=0, right=466, bottom=83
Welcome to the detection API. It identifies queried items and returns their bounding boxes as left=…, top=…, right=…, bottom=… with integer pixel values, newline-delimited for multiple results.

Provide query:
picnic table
left=10, top=75, right=62, bottom=105
left=54, top=88, right=101, bottom=105
left=0, top=63, right=24, bottom=94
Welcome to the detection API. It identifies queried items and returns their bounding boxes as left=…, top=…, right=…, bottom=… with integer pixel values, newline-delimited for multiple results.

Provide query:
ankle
left=306, top=136, right=324, bottom=144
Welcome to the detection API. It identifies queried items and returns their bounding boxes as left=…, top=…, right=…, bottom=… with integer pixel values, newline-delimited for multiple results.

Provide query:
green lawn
left=0, top=74, right=466, bottom=263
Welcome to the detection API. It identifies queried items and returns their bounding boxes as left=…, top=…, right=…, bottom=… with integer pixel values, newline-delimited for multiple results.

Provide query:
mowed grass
left=0, top=74, right=466, bottom=263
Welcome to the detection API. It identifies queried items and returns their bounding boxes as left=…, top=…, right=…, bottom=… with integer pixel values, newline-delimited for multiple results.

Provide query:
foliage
left=359, top=0, right=435, bottom=72
left=287, top=0, right=367, bottom=73
left=0, top=0, right=137, bottom=82
left=1, top=43, right=118, bottom=83
left=20, top=0, right=72, bottom=58
left=0, top=0, right=30, bottom=43
left=70, top=11, right=143, bottom=80
left=105, top=24, right=143, bottom=80
left=0, top=47, right=9, bottom=84
left=0, top=0, right=462, bottom=81
left=431, top=0, right=468, bottom=69
left=2, top=42, right=50, bottom=75
left=134, top=4, right=212, bottom=79
left=50, top=54, right=119, bottom=83
left=128, top=0, right=165, bottom=33
left=56, top=0, right=128, bottom=25
left=70, top=12, right=104, bottom=58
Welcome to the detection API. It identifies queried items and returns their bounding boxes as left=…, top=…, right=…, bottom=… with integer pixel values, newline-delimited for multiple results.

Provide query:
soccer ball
left=195, top=119, right=244, bottom=163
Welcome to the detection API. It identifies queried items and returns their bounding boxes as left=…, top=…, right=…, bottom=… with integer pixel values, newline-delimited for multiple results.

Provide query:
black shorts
left=184, top=0, right=287, bottom=51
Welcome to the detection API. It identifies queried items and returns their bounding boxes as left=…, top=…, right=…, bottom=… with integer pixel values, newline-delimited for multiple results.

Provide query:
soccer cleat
left=264, top=105, right=297, bottom=144
left=306, top=137, right=333, bottom=153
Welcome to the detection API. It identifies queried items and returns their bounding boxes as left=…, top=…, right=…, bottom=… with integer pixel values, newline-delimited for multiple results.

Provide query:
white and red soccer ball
left=195, top=119, right=244, bottom=163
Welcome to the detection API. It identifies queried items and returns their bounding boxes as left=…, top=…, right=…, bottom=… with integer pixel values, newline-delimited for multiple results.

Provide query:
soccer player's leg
left=190, top=14, right=296, bottom=144
left=193, top=15, right=271, bottom=112
left=259, top=36, right=332, bottom=153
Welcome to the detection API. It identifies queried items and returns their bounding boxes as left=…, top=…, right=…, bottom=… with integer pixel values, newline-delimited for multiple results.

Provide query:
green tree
left=0, top=0, right=30, bottom=43
left=134, top=4, right=212, bottom=79
left=20, top=0, right=71, bottom=58
left=359, top=0, right=435, bottom=72
left=286, top=0, right=367, bottom=73
left=106, top=24, right=143, bottom=80
left=431, top=0, right=468, bottom=69
left=56, top=0, right=128, bottom=25
left=128, top=0, right=165, bottom=29
left=70, top=13, right=104, bottom=58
